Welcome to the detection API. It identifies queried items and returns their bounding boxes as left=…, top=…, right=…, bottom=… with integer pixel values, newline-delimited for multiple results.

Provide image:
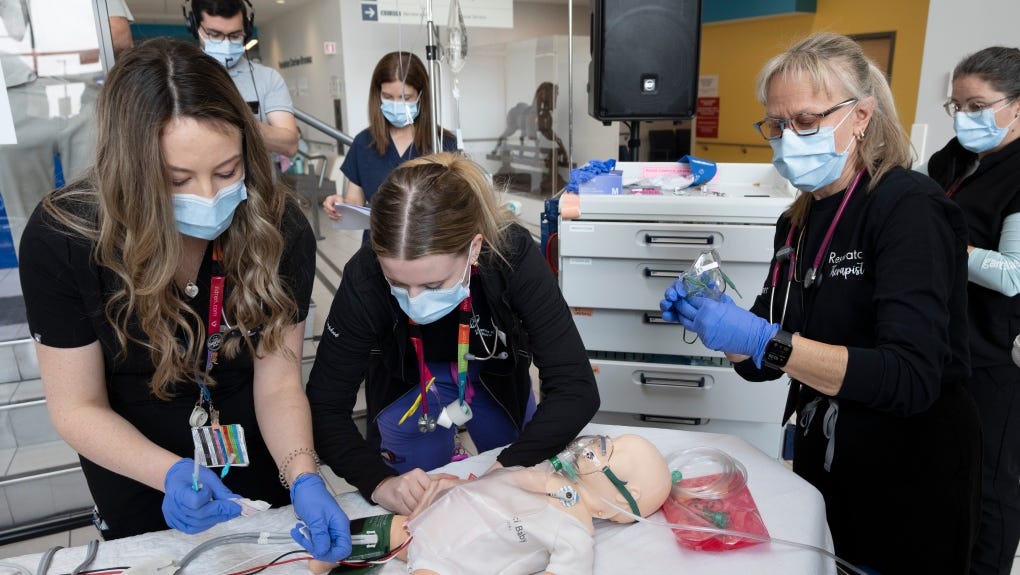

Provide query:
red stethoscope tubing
left=767, top=168, right=866, bottom=327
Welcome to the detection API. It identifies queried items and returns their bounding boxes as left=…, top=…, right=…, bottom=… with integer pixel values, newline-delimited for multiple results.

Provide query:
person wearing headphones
left=307, top=153, right=599, bottom=516
left=184, top=0, right=298, bottom=157
left=321, top=51, right=457, bottom=237
left=18, top=39, right=350, bottom=561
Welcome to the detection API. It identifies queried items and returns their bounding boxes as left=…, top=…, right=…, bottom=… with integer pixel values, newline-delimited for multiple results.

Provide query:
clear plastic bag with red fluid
left=662, top=447, right=769, bottom=551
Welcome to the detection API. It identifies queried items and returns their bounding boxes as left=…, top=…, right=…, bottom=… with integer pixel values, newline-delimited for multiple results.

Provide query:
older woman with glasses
left=661, top=32, right=982, bottom=573
left=926, top=46, right=1020, bottom=575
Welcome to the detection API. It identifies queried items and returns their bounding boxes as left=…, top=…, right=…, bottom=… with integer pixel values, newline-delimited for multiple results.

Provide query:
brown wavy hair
left=42, top=38, right=297, bottom=399
left=370, top=152, right=515, bottom=264
left=756, top=32, right=913, bottom=227
left=367, top=51, right=449, bottom=156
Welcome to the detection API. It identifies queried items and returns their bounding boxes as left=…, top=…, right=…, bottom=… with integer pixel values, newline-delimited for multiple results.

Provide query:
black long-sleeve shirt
left=735, top=167, right=971, bottom=416
left=307, top=224, right=599, bottom=499
left=928, top=137, right=1020, bottom=367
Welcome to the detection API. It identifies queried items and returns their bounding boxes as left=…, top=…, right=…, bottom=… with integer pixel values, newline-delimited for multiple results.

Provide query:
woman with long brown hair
left=17, top=38, right=350, bottom=561
left=321, top=51, right=456, bottom=231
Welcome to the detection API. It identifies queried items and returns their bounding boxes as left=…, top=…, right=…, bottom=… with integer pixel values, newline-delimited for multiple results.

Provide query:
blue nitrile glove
left=291, top=473, right=352, bottom=562
left=659, top=277, right=689, bottom=323
left=660, top=277, right=778, bottom=367
left=162, top=458, right=243, bottom=534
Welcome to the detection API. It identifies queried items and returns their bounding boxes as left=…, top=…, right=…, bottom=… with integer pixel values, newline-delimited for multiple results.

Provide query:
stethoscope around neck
left=768, top=168, right=866, bottom=327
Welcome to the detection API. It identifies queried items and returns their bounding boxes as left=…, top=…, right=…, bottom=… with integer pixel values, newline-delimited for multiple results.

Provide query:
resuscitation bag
left=662, top=447, right=769, bottom=551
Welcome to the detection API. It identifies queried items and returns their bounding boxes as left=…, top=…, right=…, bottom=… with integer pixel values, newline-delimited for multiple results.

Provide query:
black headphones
left=182, top=0, right=255, bottom=43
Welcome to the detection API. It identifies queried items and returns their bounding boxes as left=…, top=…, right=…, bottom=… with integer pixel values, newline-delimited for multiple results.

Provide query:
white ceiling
left=122, top=0, right=577, bottom=25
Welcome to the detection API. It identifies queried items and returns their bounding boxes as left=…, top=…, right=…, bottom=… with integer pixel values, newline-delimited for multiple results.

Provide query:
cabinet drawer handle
left=639, top=374, right=706, bottom=388
left=644, top=234, right=714, bottom=246
left=644, top=267, right=685, bottom=278
left=639, top=414, right=706, bottom=426
left=643, top=312, right=680, bottom=324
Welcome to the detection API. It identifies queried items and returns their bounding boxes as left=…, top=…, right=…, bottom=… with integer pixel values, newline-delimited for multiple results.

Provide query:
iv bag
left=446, top=0, right=468, bottom=74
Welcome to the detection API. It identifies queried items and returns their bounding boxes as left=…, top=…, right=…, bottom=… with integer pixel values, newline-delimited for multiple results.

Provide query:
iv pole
left=424, top=0, right=442, bottom=153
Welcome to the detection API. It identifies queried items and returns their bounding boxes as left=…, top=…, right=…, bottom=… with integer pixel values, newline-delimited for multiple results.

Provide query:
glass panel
left=0, top=0, right=105, bottom=258
left=467, top=34, right=617, bottom=202
left=0, top=0, right=105, bottom=346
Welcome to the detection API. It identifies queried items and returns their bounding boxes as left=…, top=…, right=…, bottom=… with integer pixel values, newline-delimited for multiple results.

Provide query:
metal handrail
left=296, top=149, right=329, bottom=188
left=293, top=108, right=355, bottom=147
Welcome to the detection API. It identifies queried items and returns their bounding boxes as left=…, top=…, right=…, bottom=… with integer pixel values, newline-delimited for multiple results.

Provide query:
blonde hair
left=369, top=152, right=515, bottom=263
left=43, top=38, right=297, bottom=400
left=756, top=32, right=912, bottom=226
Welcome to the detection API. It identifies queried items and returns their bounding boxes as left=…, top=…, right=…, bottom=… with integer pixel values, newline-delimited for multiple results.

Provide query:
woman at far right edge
left=926, top=46, right=1020, bottom=575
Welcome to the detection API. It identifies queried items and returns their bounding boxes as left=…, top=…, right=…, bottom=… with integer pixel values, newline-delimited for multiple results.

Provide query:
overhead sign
left=361, top=0, right=513, bottom=29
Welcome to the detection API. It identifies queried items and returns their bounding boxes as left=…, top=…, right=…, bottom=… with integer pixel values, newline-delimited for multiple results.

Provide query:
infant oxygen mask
left=548, top=435, right=640, bottom=516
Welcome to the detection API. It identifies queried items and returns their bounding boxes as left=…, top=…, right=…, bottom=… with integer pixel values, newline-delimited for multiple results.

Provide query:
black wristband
left=763, top=330, right=794, bottom=370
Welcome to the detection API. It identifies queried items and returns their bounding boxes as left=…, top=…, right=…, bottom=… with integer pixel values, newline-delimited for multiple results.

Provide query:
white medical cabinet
left=558, top=162, right=797, bottom=457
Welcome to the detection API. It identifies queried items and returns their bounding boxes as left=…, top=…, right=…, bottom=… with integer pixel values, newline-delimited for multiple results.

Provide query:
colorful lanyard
left=192, top=242, right=224, bottom=426
left=768, top=168, right=866, bottom=324
left=405, top=296, right=474, bottom=433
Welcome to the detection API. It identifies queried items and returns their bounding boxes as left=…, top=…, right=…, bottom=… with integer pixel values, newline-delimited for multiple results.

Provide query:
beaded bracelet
left=278, top=447, right=320, bottom=489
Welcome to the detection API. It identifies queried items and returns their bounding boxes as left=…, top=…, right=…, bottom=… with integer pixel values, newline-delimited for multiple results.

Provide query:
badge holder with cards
left=188, top=242, right=250, bottom=474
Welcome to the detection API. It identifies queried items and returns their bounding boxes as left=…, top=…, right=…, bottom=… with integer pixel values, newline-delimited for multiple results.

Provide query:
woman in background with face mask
left=321, top=52, right=457, bottom=234
left=17, top=39, right=351, bottom=562
left=926, top=46, right=1020, bottom=575
left=307, top=152, right=599, bottom=516
left=660, top=32, right=981, bottom=573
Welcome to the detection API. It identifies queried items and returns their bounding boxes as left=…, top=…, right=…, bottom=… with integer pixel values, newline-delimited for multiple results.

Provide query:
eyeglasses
left=201, top=26, right=244, bottom=43
left=753, top=98, right=858, bottom=141
left=943, top=96, right=1012, bottom=118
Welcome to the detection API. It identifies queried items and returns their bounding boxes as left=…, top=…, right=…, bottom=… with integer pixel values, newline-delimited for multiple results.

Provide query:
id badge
left=191, top=424, right=250, bottom=468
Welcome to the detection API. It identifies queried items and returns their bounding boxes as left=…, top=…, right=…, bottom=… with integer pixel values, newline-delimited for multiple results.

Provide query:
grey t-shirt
left=226, top=57, right=293, bottom=125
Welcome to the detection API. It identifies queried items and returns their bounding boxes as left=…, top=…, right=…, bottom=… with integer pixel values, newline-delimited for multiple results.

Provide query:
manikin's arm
left=308, top=515, right=410, bottom=574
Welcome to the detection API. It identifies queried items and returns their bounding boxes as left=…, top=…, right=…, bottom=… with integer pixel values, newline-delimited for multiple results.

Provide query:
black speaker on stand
left=588, top=0, right=702, bottom=160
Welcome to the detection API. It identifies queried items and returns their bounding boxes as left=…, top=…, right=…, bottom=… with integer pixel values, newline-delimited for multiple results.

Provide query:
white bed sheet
left=1, top=423, right=834, bottom=574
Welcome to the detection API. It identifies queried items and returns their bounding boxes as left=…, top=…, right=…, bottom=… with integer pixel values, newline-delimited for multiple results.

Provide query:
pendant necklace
left=184, top=281, right=199, bottom=299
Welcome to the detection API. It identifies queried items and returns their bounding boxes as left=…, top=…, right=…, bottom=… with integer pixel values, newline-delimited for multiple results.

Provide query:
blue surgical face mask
left=204, top=38, right=245, bottom=68
left=954, top=102, right=1019, bottom=153
left=381, top=99, right=419, bottom=127
left=173, top=177, right=247, bottom=240
left=770, top=103, right=857, bottom=193
left=389, top=252, right=472, bottom=325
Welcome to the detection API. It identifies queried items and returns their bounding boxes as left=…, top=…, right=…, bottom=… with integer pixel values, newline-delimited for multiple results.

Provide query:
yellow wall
left=696, top=0, right=929, bottom=163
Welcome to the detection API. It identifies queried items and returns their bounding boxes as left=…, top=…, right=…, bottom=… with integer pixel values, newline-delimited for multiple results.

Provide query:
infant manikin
left=309, top=433, right=672, bottom=575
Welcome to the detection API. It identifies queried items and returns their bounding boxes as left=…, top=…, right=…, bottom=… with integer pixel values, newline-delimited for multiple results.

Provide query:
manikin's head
left=551, top=434, right=672, bottom=523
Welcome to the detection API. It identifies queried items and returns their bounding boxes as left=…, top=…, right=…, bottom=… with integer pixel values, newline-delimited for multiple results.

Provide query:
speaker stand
left=627, top=120, right=642, bottom=161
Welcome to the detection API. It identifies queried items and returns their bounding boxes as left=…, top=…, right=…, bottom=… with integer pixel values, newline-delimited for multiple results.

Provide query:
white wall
left=259, top=0, right=345, bottom=148
left=913, top=0, right=1020, bottom=163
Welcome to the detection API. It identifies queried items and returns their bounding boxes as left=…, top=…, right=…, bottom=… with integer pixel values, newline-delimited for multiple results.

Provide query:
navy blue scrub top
left=341, top=128, right=458, bottom=203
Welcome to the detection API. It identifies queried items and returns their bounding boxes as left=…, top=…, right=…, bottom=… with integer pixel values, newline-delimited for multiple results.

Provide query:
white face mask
left=173, top=176, right=247, bottom=240
left=954, top=101, right=1019, bottom=153
left=204, top=37, right=245, bottom=68
left=770, top=102, right=857, bottom=193
left=388, top=251, right=473, bottom=325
